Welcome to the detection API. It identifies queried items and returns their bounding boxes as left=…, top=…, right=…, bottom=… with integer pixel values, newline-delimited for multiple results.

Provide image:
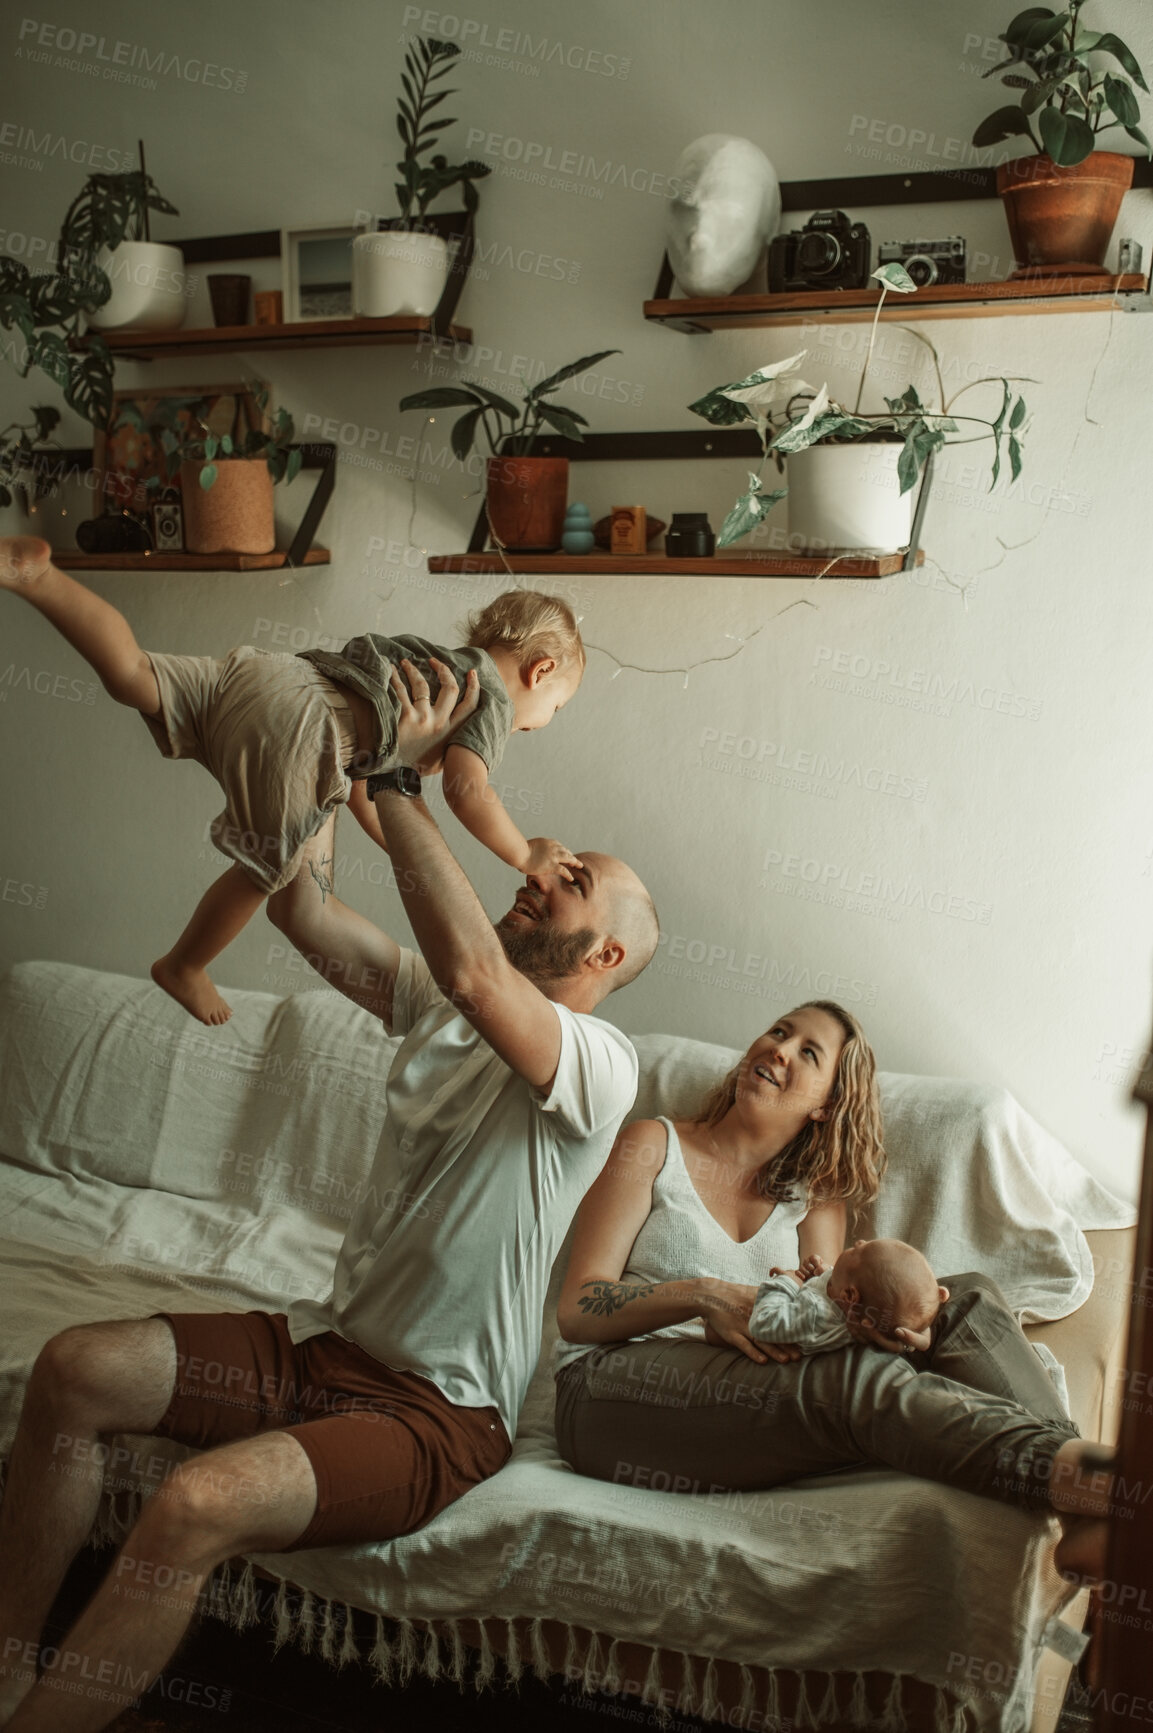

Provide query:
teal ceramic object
left=561, top=501, right=595, bottom=555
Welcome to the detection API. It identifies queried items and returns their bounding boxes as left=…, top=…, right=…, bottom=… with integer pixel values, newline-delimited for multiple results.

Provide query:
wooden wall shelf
left=427, top=550, right=922, bottom=580
left=645, top=273, right=1150, bottom=333
left=99, top=316, right=472, bottom=361
left=49, top=548, right=331, bottom=572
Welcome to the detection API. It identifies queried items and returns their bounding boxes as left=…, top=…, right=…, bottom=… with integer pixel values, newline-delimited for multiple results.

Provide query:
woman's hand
left=697, top=1278, right=783, bottom=1364
left=389, top=657, right=480, bottom=773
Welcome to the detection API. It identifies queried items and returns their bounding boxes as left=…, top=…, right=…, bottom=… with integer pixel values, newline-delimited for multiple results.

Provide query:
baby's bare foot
left=151, top=955, right=233, bottom=1025
left=0, top=535, right=53, bottom=589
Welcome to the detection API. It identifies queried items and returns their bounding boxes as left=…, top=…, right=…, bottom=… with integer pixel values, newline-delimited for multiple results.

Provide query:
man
left=0, top=659, right=659, bottom=1731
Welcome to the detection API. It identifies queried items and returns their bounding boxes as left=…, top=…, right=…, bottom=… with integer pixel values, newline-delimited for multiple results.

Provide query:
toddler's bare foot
left=151, top=955, right=233, bottom=1025
left=0, top=534, right=53, bottom=589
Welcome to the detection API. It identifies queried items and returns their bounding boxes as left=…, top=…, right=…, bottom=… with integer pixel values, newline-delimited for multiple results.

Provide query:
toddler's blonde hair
left=463, top=590, right=585, bottom=677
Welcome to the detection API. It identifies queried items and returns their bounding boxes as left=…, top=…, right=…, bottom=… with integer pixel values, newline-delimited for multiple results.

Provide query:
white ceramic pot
left=85, top=242, right=187, bottom=333
left=785, top=441, right=914, bottom=552
left=352, top=230, right=449, bottom=317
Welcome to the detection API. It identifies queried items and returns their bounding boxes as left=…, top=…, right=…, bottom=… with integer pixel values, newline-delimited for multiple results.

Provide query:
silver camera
left=150, top=489, right=185, bottom=552
left=877, top=237, right=966, bottom=287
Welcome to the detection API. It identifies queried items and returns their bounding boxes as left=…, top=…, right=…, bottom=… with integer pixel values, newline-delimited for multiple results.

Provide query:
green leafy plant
left=393, top=37, right=491, bottom=225
left=689, top=263, right=1032, bottom=547
left=0, top=405, right=62, bottom=511
left=0, top=169, right=178, bottom=432
left=399, top=350, right=622, bottom=459
left=973, top=2, right=1150, bottom=165
left=115, top=387, right=300, bottom=492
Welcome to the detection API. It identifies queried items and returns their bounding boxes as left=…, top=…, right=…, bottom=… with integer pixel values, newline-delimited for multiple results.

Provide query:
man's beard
left=495, top=916, right=598, bottom=983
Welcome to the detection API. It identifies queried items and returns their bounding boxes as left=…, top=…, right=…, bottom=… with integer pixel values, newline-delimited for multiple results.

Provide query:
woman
left=554, top=1002, right=1108, bottom=1557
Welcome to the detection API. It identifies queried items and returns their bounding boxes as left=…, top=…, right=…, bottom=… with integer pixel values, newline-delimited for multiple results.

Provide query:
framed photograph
left=92, top=381, right=267, bottom=517
left=281, top=225, right=359, bottom=321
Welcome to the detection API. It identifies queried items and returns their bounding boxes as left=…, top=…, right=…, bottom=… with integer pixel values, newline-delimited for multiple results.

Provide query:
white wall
left=2, top=0, right=1151, bottom=1196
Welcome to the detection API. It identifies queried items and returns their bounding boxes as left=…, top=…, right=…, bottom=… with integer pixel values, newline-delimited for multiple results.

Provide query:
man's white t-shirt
left=288, top=949, right=638, bottom=1435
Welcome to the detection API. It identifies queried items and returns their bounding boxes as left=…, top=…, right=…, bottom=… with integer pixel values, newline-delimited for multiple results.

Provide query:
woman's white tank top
left=554, top=1116, right=811, bottom=1370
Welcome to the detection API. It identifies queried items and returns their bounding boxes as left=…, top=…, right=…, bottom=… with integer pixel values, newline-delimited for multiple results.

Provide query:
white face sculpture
left=666, top=134, right=782, bottom=298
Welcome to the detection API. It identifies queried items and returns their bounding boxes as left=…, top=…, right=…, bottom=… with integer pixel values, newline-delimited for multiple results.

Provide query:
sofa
left=0, top=959, right=1136, bottom=1733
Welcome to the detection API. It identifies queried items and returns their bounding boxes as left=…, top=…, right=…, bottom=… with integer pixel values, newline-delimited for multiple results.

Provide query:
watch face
left=367, top=766, right=422, bottom=798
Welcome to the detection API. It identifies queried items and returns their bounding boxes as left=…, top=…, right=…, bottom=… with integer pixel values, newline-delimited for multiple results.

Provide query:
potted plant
left=399, top=350, right=620, bottom=550
left=353, top=36, right=491, bottom=318
left=59, top=167, right=184, bottom=332
left=689, top=263, right=1030, bottom=552
left=116, top=387, right=300, bottom=554
left=972, top=3, right=1149, bottom=273
left=0, top=168, right=177, bottom=437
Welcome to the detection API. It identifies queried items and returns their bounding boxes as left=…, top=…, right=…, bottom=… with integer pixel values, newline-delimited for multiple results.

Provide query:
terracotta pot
left=486, top=456, right=569, bottom=552
left=180, top=459, right=275, bottom=555
left=997, top=151, right=1134, bottom=275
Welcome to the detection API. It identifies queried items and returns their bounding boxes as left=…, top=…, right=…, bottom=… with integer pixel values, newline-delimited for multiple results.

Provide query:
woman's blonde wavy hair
left=692, top=1000, right=885, bottom=1215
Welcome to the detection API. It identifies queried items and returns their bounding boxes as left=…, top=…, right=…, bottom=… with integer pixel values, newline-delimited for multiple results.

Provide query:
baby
left=0, top=535, right=584, bottom=1024
left=750, top=1238, right=950, bottom=1356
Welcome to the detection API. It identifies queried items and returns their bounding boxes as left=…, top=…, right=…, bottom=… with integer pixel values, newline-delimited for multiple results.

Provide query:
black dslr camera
left=768, top=209, right=872, bottom=293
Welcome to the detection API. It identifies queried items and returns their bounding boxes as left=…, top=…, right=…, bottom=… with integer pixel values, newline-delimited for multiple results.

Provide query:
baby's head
left=827, top=1238, right=948, bottom=1341
left=464, top=590, right=585, bottom=731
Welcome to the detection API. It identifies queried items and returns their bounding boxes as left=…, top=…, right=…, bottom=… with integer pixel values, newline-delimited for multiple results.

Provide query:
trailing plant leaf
left=872, top=260, right=918, bottom=294
left=716, top=475, right=787, bottom=549
left=199, top=463, right=218, bottom=490
left=1008, top=435, right=1024, bottom=481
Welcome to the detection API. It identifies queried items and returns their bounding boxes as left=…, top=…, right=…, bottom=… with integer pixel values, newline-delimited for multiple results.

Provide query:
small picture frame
left=281, top=225, right=359, bottom=321
left=92, top=382, right=267, bottom=516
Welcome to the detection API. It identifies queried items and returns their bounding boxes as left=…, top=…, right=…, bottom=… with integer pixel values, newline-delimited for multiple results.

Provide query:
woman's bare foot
left=1055, top=1517, right=1108, bottom=1583
left=1050, top=1440, right=1113, bottom=1581
left=0, top=535, right=53, bottom=589
left=151, top=955, right=233, bottom=1025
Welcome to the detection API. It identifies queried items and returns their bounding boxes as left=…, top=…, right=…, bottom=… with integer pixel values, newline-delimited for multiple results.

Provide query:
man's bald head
left=577, top=851, right=660, bottom=994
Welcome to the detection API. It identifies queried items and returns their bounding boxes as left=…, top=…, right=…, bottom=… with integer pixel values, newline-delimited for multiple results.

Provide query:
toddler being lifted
left=0, top=535, right=584, bottom=1024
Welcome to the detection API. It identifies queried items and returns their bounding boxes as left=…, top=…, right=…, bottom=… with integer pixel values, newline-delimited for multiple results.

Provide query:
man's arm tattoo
left=577, top=1279, right=659, bottom=1317
left=309, top=854, right=335, bottom=903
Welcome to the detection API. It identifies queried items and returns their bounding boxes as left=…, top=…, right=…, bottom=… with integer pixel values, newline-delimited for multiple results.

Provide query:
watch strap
left=366, top=766, right=422, bottom=799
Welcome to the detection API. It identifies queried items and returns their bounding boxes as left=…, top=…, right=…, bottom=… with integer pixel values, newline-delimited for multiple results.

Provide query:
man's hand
left=390, top=656, right=480, bottom=773
left=522, top=836, right=584, bottom=882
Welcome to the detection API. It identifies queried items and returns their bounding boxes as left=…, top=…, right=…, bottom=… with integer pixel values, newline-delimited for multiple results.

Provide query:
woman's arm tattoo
left=577, top=1279, right=659, bottom=1317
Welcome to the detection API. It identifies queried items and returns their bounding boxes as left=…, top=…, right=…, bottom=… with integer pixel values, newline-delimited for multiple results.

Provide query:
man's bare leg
left=0, top=1320, right=177, bottom=1725
left=5, top=1428, right=316, bottom=1733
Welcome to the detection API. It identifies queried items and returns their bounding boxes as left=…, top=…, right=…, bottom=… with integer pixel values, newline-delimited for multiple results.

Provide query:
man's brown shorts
left=152, top=1310, right=511, bottom=1550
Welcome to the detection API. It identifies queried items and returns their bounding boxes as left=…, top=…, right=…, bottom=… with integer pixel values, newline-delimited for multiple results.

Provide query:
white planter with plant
left=56, top=171, right=185, bottom=334
left=689, top=262, right=1032, bottom=552
left=353, top=36, right=490, bottom=319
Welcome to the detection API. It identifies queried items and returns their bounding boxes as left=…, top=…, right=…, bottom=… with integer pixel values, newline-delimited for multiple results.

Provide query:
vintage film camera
left=767, top=209, right=872, bottom=293
left=877, top=237, right=967, bottom=288
left=150, top=487, right=185, bottom=552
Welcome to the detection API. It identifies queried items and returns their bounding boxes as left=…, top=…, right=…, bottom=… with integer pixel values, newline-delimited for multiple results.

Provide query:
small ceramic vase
left=561, top=502, right=595, bottom=554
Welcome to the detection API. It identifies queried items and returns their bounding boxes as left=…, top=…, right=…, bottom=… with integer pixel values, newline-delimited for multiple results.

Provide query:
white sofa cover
left=0, top=960, right=1136, bottom=1733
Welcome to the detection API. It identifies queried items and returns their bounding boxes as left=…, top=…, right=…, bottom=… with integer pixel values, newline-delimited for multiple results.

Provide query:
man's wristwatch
left=366, top=766, right=422, bottom=799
